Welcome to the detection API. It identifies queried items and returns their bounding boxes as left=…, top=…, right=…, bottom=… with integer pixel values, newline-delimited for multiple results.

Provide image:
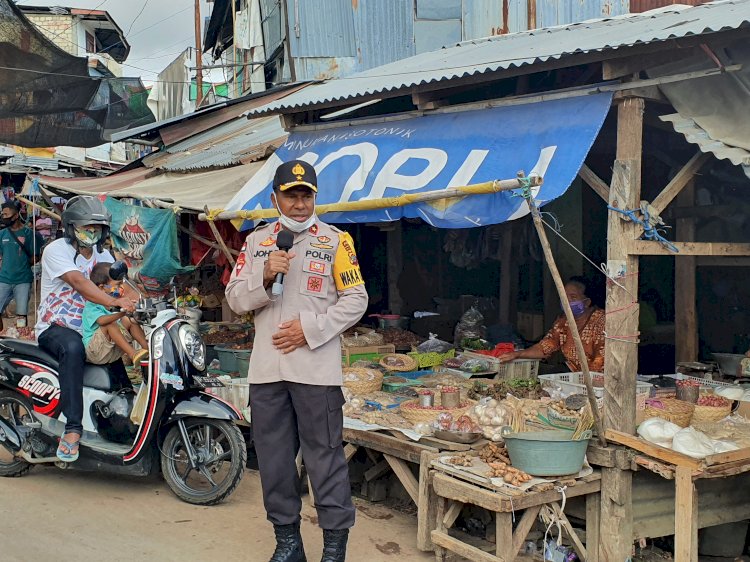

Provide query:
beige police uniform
left=225, top=219, right=367, bottom=530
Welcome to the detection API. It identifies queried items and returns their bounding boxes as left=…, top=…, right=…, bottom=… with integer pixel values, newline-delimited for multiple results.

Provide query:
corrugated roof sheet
left=248, top=0, right=750, bottom=116
left=289, top=0, right=356, bottom=58
left=661, top=113, right=750, bottom=167
left=142, top=115, right=286, bottom=172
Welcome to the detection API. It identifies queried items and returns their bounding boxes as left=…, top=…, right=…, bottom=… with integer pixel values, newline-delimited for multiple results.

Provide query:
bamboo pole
left=198, top=176, right=541, bottom=222
left=16, top=196, right=61, bottom=221
left=204, top=206, right=236, bottom=266
left=523, top=181, right=607, bottom=447
left=177, top=224, right=240, bottom=257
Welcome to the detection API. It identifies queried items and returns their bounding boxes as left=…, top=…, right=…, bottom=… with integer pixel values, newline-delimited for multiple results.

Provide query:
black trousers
left=249, top=381, right=355, bottom=530
left=37, top=325, right=86, bottom=434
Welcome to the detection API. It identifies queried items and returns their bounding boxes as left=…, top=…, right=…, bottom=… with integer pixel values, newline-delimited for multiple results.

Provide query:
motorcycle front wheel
left=161, top=418, right=246, bottom=505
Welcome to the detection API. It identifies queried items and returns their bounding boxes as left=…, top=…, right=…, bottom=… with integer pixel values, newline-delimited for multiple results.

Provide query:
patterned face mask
left=74, top=225, right=102, bottom=247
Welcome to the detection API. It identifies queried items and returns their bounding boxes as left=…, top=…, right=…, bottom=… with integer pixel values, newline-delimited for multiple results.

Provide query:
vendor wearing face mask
left=0, top=201, right=44, bottom=330
left=499, top=277, right=605, bottom=372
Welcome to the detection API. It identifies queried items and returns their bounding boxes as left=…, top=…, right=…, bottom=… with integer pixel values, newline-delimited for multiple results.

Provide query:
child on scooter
left=82, top=262, right=149, bottom=365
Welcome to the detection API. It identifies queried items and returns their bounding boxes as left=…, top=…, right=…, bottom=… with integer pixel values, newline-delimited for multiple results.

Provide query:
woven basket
left=398, top=396, right=475, bottom=425
left=342, top=367, right=384, bottom=395
left=691, top=402, right=732, bottom=423
left=379, top=353, right=419, bottom=372
left=644, top=398, right=694, bottom=428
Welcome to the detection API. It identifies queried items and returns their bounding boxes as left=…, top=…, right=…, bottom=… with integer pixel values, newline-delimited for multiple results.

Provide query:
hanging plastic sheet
left=226, top=92, right=613, bottom=230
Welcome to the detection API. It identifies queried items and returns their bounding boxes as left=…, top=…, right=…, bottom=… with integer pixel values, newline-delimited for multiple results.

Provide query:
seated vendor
left=499, top=278, right=605, bottom=372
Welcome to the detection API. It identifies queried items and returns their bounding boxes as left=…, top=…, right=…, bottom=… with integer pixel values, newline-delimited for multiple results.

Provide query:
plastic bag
left=454, top=306, right=486, bottom=346
left=416, top=333, right=453, bottom=354
left=672, top=427, right=740, bottom=459
left=637, top=417, right=681, bottom=447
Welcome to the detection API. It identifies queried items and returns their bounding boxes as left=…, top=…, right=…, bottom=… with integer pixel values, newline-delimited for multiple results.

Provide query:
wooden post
left=675, top=180, right=698, bottom=362
left=600, top=96, right=644, bottom=562
left=386, top=222, right=403, bottom=315
left=674, top=465, right=698, bottom=562
left=498, top=226, right=513, bottom=324
left=194, top=0, right=203, bottom=107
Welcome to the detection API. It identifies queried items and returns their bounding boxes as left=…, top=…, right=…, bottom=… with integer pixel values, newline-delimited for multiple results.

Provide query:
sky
left=16, top=0, right=220, bottom=85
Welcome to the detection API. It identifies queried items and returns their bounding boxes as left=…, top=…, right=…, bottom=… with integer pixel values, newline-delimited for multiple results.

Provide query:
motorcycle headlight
left=178, top=324, right=206, bottom=371
left=152, top=328, right=166, bottom=360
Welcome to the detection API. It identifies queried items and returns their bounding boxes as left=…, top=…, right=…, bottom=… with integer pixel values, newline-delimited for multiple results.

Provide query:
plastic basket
left=206, top=380, right=249, bottom=414
left=539, top=372, right=653, bottom=411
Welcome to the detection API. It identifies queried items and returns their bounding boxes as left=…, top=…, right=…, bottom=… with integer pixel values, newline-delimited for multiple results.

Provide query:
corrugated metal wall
left=283, top=0, right=634, bottom=81
left=630, top=0, right=706, bottom=12
left=460, top=0, right=630, bottom=40
left=353, top=0, right=415, bottom=69
left=288, top=0, right=356, bottom=57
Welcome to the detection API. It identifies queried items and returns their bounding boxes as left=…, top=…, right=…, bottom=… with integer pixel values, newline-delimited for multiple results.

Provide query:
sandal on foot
left=57, top=434, right=80, bottom=462
left=132, top=349, right=149, bottom=364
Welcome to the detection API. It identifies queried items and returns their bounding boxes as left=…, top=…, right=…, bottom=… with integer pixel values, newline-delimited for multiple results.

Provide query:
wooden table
left=341, top=427, right=489, bottom=551
left=426, top=460, right=602, bottom=562
left=605, top=429, right=750, bottom=562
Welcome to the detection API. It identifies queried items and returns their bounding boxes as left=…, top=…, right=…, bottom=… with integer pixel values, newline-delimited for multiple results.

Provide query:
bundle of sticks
left=572, top=405, right=595, bottom=440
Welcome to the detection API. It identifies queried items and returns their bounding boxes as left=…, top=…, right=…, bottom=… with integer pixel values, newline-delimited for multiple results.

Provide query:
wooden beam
left=344, top=443, right=358, bottom=462
left=674, top=203, right=750, bottom=219
left=383, top=454, right=418, bottom=504
left=177, top=225, right=241, bottom=257
left=604, top=430, right=703, bottom=469
left=498, top=227, right=513, bottom=324
left=443, top=501, right=463, bottom=528
left=364, top=459, right=391, bottom=482
left=511, top=505, right=542, bottom=555
left=602, top=48, right=699, bottom=80
left=628, top=241, right=750, bottom=256
left=696, top=257, right=750, bottom=267
left=675, top=181, right=698, bottom=362
left=674, top=466, right=698, bottom=562
left=600, top=95, right=644, bottom=562
left=386, top=222, right=403, bottom=315
left=204, top=206, right=236, bottom=267
left=703, top=446, right=750, bottom=467
left=650, top=152, right=711, bottom=215
left=431, top=531, right=498, bottom=562
left=578, top=164, right=610, bottom=202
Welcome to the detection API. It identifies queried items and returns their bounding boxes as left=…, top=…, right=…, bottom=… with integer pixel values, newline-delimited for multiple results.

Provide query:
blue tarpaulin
left=226, top=93, right=613, bottom=229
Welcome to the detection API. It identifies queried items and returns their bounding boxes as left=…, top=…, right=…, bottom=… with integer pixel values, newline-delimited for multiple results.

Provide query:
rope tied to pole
left=607, top=202, right=679, bottom=253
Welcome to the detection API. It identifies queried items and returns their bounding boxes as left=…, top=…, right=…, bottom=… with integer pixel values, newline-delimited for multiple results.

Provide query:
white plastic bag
left=637, top=417, right=681, bottom=447
left=672, top=427, right=740, bottom=459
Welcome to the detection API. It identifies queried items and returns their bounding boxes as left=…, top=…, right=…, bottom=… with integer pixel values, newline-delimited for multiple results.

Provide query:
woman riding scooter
left=35, top=195, right=135, bottom=462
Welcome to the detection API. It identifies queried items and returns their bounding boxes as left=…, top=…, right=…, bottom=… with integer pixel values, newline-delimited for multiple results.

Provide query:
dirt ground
left=0, top=465, right=441, bottom=561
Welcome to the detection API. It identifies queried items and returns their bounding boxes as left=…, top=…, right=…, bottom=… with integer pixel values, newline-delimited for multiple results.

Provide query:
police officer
left=226, top=160, right=368, bottom=562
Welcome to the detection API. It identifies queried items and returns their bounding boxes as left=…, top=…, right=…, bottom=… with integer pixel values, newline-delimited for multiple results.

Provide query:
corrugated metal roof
left=249, top=0, right=750, bottom=116
left=142, top=115, right=287, bottom=172
left=661, top=113, right=750, bottom=166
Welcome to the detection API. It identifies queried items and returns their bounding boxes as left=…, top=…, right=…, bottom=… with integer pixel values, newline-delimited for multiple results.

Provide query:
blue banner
left=104, top=198, right=193, bottom=291
left=227, top=93, right=613, bottom=229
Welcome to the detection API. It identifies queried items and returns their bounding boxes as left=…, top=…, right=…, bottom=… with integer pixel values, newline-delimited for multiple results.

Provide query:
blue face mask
left=569, top=300, right=586, bottom=317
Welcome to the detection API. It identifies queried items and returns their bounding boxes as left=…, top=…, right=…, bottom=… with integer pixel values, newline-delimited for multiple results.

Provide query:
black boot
left=320, top=529, right=349, bottom=562
left=269, top=523, right=307, bottom=562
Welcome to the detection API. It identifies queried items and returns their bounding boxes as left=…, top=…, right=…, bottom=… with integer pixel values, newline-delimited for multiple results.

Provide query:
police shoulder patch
left=333, top=231, right=364, bottom=291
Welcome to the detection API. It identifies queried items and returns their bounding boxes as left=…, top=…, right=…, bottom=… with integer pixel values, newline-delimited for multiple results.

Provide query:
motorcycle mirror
left=109, top=261, right=129, bottom=281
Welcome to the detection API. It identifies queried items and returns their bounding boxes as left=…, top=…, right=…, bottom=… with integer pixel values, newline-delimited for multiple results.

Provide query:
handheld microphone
left=272, top=230, right=294, bottom=296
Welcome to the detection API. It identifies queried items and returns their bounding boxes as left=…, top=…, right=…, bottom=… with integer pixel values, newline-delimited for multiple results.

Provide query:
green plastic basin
left=501, top=427, right=591, bottom=477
